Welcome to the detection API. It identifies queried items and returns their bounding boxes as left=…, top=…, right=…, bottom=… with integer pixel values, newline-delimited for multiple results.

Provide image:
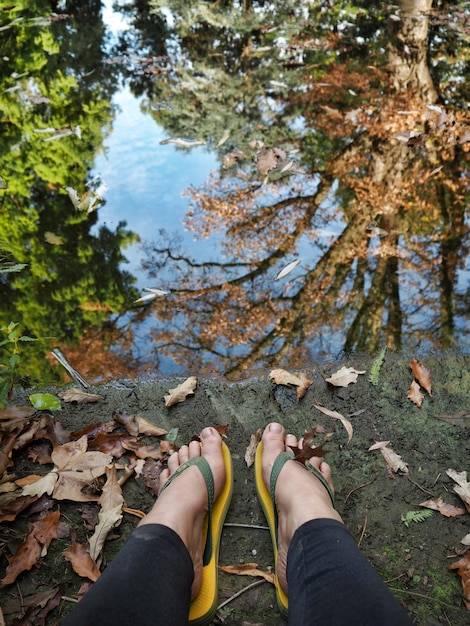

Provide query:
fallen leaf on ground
left=245, top=429, right=262, bottom=467
left=409, top=359, right=432, bottom=396
left=325, top=366, right=366, bottom=387
left=462, top=534, right=470, bottom=546
left=368, top=441, right=409, bottom=474
left=269, top=369, right=312, bottom=399
left=88, top=464, right=123, bottom=561
left=164, top=377, right=197, bottom=407
left=57, top=388, right=101, bottom=404
left=21, top=470, right=58, bottom=498
left=137, top=417, right=168, bottom=437
left=433, top=410, right=470, bottom=429
left=407, top=380, right=424, bottom=407
left=419, top=497, right=466, bottom=518
left=51, top=435, right=113, bottom=502
left=220, top=563, right=275, bottom=584
left=448, top=550, right=470, bottom=610
left=289, top=425, right=333, bottom=463
left=2, top=510, right=60, bottom=585
left=63, top=543, right=101, bottom=582
left=313, top=403, right=353, bottom=443
left=446, top=469, right=470, bottom=513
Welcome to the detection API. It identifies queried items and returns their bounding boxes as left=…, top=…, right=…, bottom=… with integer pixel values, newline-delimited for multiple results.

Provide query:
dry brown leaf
left=88, top=464, right=123, bottom=561
left=419, top=497, right=466, bottom=518
left=245, top=429, right=262, bottom=468
left=462, top=534, right=470, bottom=547
left=449, top=550, right=470, bottom=610
left=269, top=369, right=313, bottom=399
left=313, top=403, right=353, bottom=443
left=407, top=380, right=424, bottom=407
left=325, top=366, right=366, bottom=387
left=164, top=376, right=197, bottom=407
left=50, top=435, right=113, bottom=502
left=433, top=410, right=470, bottom=429
left=368, top=441, right=408, bottom=474
left=446, top=469, right=470, bottom=513
left=2, top=510, right=60, bottom=586
left=63, top=542, right=101, bottom=582
left=57, top=388, right=102, bottom=404
left=21, top=470, right=58, bottom=498
left=136, top=417, right=168, bottom=437
left=409, top=358, right=432, bottom=396
left=220, top=563, right=275, bottom=584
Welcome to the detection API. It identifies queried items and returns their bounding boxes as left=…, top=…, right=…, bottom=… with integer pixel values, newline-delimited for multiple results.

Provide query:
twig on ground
left=406, top=476, right=435, bottom=497
left=216, top=579, right=267, bottom=612
left=224, top=523, right=269, bottom=530
left=344, top=476, right=376, bottom=503
left=357, top=507, right=368, bottom=547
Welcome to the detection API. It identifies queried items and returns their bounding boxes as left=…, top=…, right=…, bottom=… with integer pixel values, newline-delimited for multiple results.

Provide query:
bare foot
left=138, top=427, right=226, bottom=600
left=261, top=422, right=343, bottom=594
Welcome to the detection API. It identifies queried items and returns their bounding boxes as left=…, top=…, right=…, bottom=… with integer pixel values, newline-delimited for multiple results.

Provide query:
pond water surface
left=0, top=0, right=468, bottom=387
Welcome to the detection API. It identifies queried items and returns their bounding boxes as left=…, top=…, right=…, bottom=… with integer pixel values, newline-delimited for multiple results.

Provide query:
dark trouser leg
left=287, top=519, right=414, bottom=626
left=62, top=524, right=193, bottom=626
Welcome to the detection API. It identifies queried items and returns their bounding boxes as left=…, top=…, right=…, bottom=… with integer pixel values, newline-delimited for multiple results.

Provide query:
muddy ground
left=1, top=352, right=469, bottom=625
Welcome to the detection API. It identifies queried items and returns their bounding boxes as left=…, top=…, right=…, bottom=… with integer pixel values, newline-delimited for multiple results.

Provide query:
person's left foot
left=138, top=427, right=226, bottom=599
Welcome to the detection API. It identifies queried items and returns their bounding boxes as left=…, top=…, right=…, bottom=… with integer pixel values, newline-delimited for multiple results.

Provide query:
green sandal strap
left=160, top=456, right=215, bottom=566
left=305, top=461, right=335, bottom=508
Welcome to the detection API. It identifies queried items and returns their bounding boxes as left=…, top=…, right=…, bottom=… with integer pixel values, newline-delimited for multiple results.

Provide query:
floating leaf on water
left=275, top=259, right=301, bottom=281
left=44, top=231, right=63, bottom=245
left=159, top=137, right=205, bottom=148
left=216, top=129, right=231, bottom=147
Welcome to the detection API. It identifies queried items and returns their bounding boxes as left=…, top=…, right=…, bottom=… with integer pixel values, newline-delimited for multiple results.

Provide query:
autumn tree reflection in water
left=140, top=0, right=469, bottom=377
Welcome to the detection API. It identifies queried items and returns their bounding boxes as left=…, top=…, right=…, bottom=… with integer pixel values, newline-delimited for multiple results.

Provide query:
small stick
left=51, top=348, right=90, bottom=388
left=344, top=476, right=376, bottom=503
left=406, top=475, right=435, bottom=497
left=216, top=579, right=267, bottom=612
left=224, top=523, right=269, bottom=530
left=357, top=507, right=368, bottom=547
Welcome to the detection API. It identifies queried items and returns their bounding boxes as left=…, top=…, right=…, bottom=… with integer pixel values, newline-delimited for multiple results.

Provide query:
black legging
left=62, top=519, right=414, bottom=625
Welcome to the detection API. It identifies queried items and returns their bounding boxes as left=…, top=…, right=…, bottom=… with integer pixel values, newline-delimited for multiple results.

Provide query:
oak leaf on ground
left=220, top=563, right=275, bottom=584
left=409, top=358, right=432, bottom=396
left=368, top=441, right=409, bottom=474
left=57, top=388, right=102, bottom=404
left=2, top=510, right=60, bottom=585
left=419, top=497, right=466, bottom=518
left=88, top=464, right=123, bottom=561
left=448, top=550, right=470, bottom=611
left=407, top=380, right=424, bottom=407
left=269, top=369, right=312, bottom=399
left=325, top=366, right=365, bottom=387
left=63, top=542, right=101, bottom=582
left=164, top=376, right=197, bottom=407
left=313, top=403, right=353, bottom=443
left=446, top=469, right=470, bottom=513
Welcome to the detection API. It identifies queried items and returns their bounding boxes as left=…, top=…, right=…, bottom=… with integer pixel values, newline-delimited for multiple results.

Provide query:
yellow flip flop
left=254, top=443, right=335, bottom=619
left=158, top=441, right=232, bottom=625
left=187, top=442, right=233, bottom=625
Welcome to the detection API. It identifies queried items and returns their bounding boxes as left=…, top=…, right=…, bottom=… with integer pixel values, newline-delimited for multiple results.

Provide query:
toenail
left=268, top=422, right=283, bottom=433
left=200, top=427, right=214, bottom=439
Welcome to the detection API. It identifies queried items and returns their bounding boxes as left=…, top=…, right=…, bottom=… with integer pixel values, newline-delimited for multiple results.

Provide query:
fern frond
left=401, top=509, right=434, bottom=528
left=368, top=346, right=387, bottom=386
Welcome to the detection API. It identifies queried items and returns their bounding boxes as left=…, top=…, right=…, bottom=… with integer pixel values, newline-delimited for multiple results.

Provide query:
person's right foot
left=261, top=422, right=344, bottom=593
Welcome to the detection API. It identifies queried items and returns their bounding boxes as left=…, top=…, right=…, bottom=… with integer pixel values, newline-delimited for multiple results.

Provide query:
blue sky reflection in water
left=0, top=1, right=468, bottom=385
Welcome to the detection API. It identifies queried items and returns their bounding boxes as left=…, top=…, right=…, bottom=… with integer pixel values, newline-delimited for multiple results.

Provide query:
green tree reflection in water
left=0, top=1, right=141, bottom=385
left=136, top=0, right=469, bottom=378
